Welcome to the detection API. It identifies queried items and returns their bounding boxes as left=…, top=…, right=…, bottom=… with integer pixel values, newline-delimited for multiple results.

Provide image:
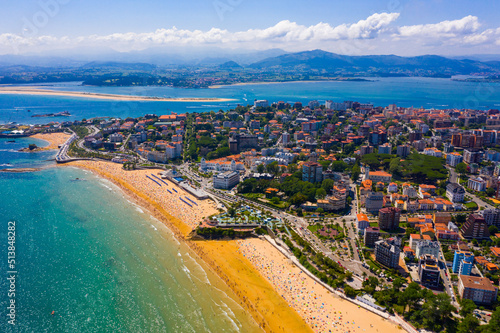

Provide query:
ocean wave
left=216, top=301, right=240, bottom=332
left=0, top=149, right=20, bottom=153
left=184, top=251, right=210, bottom=284
left=0, top=163, right=14, bottom=167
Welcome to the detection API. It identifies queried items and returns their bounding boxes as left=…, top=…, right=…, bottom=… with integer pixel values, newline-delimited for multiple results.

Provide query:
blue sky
left=0, top=0, right=499, bottom=56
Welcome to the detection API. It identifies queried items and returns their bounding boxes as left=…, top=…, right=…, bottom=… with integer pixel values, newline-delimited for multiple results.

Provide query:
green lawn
left=464, top=202, right=478, bottom=210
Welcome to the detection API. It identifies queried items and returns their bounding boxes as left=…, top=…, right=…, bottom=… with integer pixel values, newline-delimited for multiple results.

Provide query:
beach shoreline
left=63, top=160, right=308, bottom=332
left=0, top=87, right=235, bottom=102
left=61, top=159, right=404, bottom=333
left=30, top=132, right=71, bottom=151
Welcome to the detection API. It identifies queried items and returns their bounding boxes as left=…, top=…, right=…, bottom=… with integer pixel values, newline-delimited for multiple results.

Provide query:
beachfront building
left=458, top=275, right=498, bottom=305
left=213, top=171, right=240, bottom=190
left=200, top=157, right=245, bottom=172
left=374, top=237, right=401, bottom=269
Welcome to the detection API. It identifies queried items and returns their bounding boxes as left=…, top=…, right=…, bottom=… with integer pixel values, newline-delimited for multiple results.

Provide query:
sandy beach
left=31, top=132, right=71, bottom=150
left=0, top=86, right=234, bottom=102
left=66, top=160, right=218, bottom=236
left=62, top=159, right=405, bottom=333
left=238, top=238, right=402, bottom=333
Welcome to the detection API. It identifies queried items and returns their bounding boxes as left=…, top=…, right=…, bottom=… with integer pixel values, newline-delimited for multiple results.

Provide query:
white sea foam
left=0, top=163, right=13, bottom=167
left=150, top=224, right=157, bottom=231
left=218, top=301, right=240, bottom=332
left=184, top=252, right=210, bottom=284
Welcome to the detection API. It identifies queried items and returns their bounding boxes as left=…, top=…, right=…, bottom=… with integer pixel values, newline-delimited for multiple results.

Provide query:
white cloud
left=396, top=15, right=480, bottom=38
left=1, top=13, right=500, bottom=56
left=0, top=13, right=399, bottom=54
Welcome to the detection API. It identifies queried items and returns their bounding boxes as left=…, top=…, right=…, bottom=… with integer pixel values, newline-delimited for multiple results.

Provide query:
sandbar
left=0, top=86, right=234, bottom=102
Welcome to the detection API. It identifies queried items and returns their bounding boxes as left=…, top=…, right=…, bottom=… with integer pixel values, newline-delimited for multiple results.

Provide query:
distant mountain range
left=1, top=49, right=500, bottom=85
left=248, top=50, right=500, bottom=76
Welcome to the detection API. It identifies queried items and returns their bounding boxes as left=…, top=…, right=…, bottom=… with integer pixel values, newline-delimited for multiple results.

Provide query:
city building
left=418, top=254, right=441, bottom=288
left=397, top=145, right=411, bottom=158
left=254, top=100, right=269, bottom=108
left=458, top=275, right=498, bottom=305
left=468, top=177, right=486, bottom=192
left=365, top=191, right=384, bottom=214
left=446, top=152, right=463, bottom=167
left=364, top=227, right=380, bottom=247
left=452, top=251, right=475, bottom=275
left=409, top=234, right=432, bottom=251
left=480, top=209, right=500, bottom=227
left=378, top=143, right=392, bottom=155
left=378, top=207, right=401, bottom=230
left=356, top=213, right=370, bottom=234
left=375, top=237, right=401, bottom=269
left=302, top=161, right=323, bottom=183
left=360, top=145, right=374, bottom=156
left=213, top=171, right=240, bottom=190
left=229, top=134, right=259, bottom=154
left=463, top=149, right=483, bottom=164
left=415, top=240, right=440, bottom=258
left=367, top=171, right=392, bottom=183
left=461, top=214, right=490, bottom=239
left=446, top=183, right=465, bottom=203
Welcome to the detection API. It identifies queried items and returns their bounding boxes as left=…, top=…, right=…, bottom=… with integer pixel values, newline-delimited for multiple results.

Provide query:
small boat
left=7, top=140, right=15, bottom=143
left=51, top=311, right=55, bottom=315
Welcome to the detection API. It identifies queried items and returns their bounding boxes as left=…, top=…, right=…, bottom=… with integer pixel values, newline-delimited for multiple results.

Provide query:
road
left=55, top=132, right=78, bottom=162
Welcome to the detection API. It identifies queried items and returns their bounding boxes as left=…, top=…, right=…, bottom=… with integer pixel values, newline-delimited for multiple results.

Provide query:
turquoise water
left=0, top=141, right=259, bottom=332
left=2, top=77, right=500, bottom=124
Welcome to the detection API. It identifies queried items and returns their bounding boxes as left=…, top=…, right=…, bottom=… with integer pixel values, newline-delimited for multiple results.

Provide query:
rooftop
left=459, top=275, right=497, bottom=292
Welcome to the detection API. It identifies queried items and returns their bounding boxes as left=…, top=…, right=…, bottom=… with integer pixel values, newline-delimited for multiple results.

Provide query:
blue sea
left=1, top=77, right=500, bottom=125
left=0, top=78, right=499, bottom=332
left=0, top=138, right=259, bottom=332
